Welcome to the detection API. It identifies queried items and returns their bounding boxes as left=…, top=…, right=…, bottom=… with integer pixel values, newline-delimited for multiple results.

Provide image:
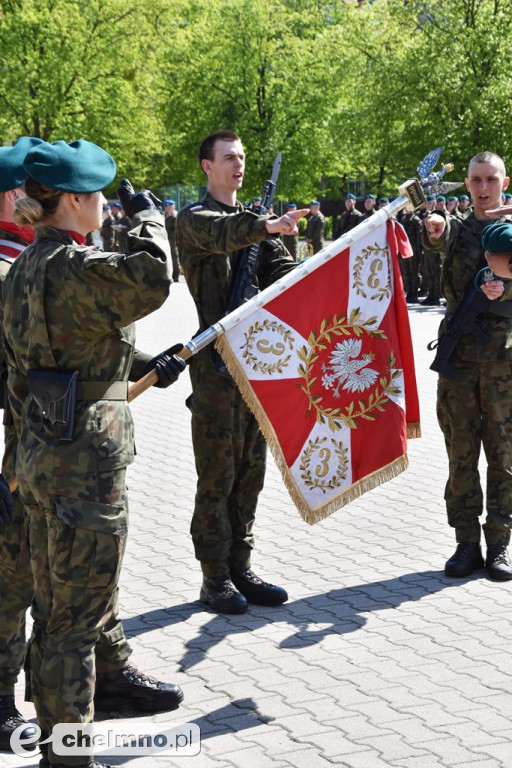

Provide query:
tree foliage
left=2, top=0, right=512, bottom=199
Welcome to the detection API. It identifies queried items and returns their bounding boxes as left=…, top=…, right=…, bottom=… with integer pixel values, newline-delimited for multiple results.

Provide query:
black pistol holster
left=27, top=369, right=78, bottom=442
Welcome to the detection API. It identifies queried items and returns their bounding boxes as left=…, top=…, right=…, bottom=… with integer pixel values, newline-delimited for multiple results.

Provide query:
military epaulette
left=189, top=204, right=204, bottom=212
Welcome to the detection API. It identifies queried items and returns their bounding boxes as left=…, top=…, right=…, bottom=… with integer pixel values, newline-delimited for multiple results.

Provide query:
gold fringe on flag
left=216, top=334, right=412, bottom=525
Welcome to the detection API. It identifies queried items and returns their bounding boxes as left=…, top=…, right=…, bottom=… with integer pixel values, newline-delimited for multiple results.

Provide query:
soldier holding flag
left=177, top=130, right=308, bottom=614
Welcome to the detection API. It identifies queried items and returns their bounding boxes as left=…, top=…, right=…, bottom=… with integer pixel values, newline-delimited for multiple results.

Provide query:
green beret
left=23, top=139, right=116, bottom=193
left=448, top=196, right=458, bottom=201
left=378, top=197, right=388, bottom=203
left=365, top=194, right=375, bottom=200
left=436, top=195, right=446, bottom=202
left=345, top=193, right=356, bottom=200
left=459, top=194, right=470, bottom=201
left=0, top=137, right=44, bottom=192
left=482, top=222, right=512, bottom=253
left=505, top=193, right=512, bottom=200
left=426, top=194, right=435, bottom=201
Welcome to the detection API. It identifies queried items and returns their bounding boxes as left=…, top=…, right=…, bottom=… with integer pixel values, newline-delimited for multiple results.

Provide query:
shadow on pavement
left=122, top=568, right=479, bottom=670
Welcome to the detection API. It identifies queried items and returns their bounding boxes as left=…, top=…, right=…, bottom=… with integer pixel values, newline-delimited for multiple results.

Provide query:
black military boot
left=200, top=575, right=248, bottom=614
left=94, top=664, right=183, bottom=712
left=444, top=542, right=484, bottom=577
left=0, top=694, right=38, bottom=752
left=231, top=568, right=288, bottom=606
left=486, top=543, right=512, bottom=581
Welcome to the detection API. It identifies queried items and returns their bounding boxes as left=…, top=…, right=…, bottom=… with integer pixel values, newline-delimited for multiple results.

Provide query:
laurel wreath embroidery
left=297, top=310, right=401, bottom=431
left=241, top=318, right=294, bottom=375
left=299, top=436, right=349, bottom=493
left=353, top=244, right=391, bottom=301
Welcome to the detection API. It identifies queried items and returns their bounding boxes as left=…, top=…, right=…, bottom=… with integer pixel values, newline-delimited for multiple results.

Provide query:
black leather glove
left=144, top=344, right=187, bottom=389
left=0, top=473, right=14, bottom=526
left=117, top=178, right=162, bottom=218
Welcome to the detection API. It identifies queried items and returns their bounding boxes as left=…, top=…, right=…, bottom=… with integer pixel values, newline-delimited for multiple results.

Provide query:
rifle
left=214, top=151, right=282, bottom=379
left=429, top=270, right=493, bottom=379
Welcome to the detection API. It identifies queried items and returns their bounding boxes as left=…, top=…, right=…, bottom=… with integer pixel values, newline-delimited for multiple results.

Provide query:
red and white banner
left=216, top=218, right=420, bottom=524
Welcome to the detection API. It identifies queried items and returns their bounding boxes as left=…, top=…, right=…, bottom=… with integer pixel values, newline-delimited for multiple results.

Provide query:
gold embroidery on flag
left=241, top=318, right=294, bottom=375
left=353, top=243, right=391, bottom=301
left=299, top=436, right=348, bottom=493
left=298, top=310, right=401, bottom=431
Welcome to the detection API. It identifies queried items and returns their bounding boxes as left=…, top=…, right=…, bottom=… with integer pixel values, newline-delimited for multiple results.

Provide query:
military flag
left=215, top=216, right=420, bottom=524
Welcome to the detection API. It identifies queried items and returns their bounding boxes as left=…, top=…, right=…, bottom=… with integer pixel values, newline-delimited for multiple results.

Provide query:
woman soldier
left=1, top=139, right=185, bottom=768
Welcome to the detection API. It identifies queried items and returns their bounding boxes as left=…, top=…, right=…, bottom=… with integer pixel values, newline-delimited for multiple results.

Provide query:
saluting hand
left=265, top=209, right=309, bottom=236
left=485, top=205, right=512, bottom=217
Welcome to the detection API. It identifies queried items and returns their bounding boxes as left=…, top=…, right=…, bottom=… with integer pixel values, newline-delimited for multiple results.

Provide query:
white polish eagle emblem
left=321, top=338, right=378, bottom=397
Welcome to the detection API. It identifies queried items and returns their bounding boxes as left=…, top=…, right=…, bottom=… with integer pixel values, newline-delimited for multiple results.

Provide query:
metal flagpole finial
left=397, top=146, right=463, bottom=212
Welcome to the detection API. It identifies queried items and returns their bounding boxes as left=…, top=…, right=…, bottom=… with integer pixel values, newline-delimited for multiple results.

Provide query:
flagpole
left=128, top=192, right=413, bottom=402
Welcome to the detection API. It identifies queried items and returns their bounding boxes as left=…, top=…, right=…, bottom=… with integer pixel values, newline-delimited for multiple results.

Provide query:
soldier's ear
left=503, top=176, right=510, bottom=192
left=200, top=159, right=212, bottom=176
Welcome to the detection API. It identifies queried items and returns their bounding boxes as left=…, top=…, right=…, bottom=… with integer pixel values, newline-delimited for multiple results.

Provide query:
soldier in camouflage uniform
left=1, top=140, right=186, bottom=768
left=397, top=204, right=422, bottom=303
left=112, top=202, right=130, bottom=251
left=282, top=202, right=299, bottom=261
left=0, top=138, right=36, bottom=751
left=0, top=139, right=186, bottom=758
left=178, top=130, right=307, bottom=615
left=100, top=205, right=116, bottom=251
left=333, top=193, right=362, bottom=239
left=304, top=200, right=325, bottom=253
left=164, top=199, right=180, bottom=282
left=423, top=151, right=512, bottom=581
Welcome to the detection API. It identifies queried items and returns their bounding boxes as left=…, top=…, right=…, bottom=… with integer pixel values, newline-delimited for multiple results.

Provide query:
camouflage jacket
left=334, top=208, right=362, bottom=239
left=177, top=192, right=295, bottom=334
left=305, top=212, right=325, bottom=247
left=1, top=210, right=171, bottom=492
left=100, top=214, right=116, bottom=251
left=422, top=210, right=512, bottom=361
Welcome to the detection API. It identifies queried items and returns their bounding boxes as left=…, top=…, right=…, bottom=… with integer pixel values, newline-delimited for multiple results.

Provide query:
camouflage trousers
left=399, top=252, right=421, bottom=298
left=437, top=360, right=512, bottom=545
left=422, top=250, right=441, bottom=299
left=188, top=352, right=266, bottom=578
left=20, top=470, right=130, bottom=767
left=0, top=491, right=32, bottom=695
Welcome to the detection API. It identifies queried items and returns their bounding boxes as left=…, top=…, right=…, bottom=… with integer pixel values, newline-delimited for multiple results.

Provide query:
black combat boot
left=444, top=542, right=484, bottom=577
left=486, top=543, right=512, bottom=581
left=231, top=568, right=288, bottom=606
left=200, top=575, right=248, bottom=614
left=94, top=664, right=183, bottom=712
left=0, top=694, right=38, bottom=752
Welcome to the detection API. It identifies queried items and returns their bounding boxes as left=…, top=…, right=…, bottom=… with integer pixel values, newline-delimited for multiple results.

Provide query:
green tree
left=0, top=0, right=178, bottom=186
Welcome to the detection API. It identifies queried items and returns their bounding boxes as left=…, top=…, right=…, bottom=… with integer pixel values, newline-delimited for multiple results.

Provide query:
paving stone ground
left=2, top=274, right=511, bottom=768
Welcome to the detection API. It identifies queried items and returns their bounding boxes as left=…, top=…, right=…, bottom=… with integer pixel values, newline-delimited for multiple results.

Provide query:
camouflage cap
left=23, top=139, right=116, bottom=193
left=0, top=136, right=44, bottom=192
left=482, top=222, right=512, bottom=253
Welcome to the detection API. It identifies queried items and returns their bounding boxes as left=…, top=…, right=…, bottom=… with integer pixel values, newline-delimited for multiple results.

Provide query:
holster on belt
left=27, top=369, right=78, bottom=442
